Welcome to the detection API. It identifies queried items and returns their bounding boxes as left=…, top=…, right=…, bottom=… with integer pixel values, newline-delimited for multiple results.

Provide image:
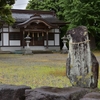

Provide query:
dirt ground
left=0, top=53, right=100, bottom=66
left=0, top=53, right=68, bottom=67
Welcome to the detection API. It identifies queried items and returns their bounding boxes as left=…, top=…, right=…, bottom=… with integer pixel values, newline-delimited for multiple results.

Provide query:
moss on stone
left=70, top=65, right=73, bottom=69
left=73, top=82, right=76, bottom=85
left=77, top=75, right=82, bottom=80
left=85, top=72, right=93, bottom=79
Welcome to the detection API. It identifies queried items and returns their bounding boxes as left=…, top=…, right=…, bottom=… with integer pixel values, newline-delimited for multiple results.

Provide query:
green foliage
left=26, top=0, right=65, bottom=20
left=0, top=0, right=15, bottom=25
left=62, top=0, right=100, bottom=49
left=63, top=0, right=100, bottom=31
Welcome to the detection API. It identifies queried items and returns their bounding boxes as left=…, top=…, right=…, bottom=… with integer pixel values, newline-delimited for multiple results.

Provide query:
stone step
left=32, top=50, right=53, bottom=54
left=0, top=51, right=11, bottom=54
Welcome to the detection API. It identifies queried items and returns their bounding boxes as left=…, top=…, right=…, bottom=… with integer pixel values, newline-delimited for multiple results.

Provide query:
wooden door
left=33, top=33, right=44, bottom=46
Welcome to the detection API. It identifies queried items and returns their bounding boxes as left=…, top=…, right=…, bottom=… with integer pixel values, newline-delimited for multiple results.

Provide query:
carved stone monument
left=66, top=26, right=99, bottom=88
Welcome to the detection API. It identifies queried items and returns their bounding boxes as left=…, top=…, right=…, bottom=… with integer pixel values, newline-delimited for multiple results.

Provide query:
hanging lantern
left=42, top=32, right=44, bottom=36
left=27, top=32, right=30, bottom=36
left=37, top=33, right=39, bottom=37
left=32, top=33, right=34, bottom=37
left=23, top=31, right=25, bottom=35
left=33, top=41, right=34, bottom=45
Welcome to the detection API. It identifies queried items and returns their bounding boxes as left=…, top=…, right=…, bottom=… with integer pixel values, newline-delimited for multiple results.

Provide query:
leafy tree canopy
left=62, top=0, right=100, bottom=49
left=63, top=0, right=100, bottom=35
left=26, top=0, right=65, bottom=20
left=0, top=0, right=15, bottom=25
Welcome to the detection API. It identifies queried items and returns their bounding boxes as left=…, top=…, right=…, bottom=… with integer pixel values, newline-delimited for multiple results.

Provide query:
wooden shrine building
left=0, top=9, right=67, bottom=52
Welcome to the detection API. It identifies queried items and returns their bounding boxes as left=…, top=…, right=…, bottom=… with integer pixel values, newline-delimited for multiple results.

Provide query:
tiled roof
left=12, top=13, right=54, bottom=22
left=11, top=9, right=67, bottom=27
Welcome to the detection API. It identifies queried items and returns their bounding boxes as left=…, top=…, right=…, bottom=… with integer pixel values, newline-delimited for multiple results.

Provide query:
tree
left=63, top=0, right=100, bottom=31
left=63, top=0, right=100, bottom=48
left=26, top=0, right=65, bottom=20
left=0, top=0, right=15, bottom=25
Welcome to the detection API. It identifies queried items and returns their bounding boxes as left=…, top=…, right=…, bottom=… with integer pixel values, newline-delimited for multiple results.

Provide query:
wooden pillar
left=32, top=32, right=34, bottom=45
left=22, top=30, right=25, bottom=49
left=46, top=31, right=48, bottom=49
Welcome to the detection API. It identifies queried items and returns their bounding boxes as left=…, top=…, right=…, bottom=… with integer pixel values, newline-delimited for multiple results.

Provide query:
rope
left=70, top=40, right=90, bottom=44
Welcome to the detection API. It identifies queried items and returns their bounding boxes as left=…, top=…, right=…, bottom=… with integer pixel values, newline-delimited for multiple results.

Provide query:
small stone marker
left=66, top=26, right=99, bottom=88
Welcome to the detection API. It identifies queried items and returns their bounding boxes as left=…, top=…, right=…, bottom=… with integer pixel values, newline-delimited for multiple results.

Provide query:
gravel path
left=0, top=53, right=68, bottom=67
left=0, top=53, right=99, bottom=66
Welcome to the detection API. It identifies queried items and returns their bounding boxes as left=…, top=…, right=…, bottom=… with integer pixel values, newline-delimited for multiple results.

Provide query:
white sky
left=12, top=0, right=29, bottom=9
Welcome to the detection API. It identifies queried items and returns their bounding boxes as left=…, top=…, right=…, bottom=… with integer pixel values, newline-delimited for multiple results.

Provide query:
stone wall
left=0, top=84, right=100, bottom=100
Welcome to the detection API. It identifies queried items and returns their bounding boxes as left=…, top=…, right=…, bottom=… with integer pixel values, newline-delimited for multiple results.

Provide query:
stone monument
left=66, top=26, right=99, bottom=88
left=61, top=35, right=68, bottom=53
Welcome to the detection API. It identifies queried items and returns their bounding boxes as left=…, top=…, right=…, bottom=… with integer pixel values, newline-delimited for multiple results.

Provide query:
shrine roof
left=11, top=9, right=67, bottom=27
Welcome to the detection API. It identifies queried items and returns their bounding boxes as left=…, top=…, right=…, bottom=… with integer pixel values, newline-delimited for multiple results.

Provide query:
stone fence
left=0, top=84, right=100, bottom=100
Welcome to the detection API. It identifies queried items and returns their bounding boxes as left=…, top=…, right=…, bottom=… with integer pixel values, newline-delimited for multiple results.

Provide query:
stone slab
left=0, top=84, right=31, bottom=100
left=25, top=86, right=89, bottom=100
left=80, top=92, right=100, bottom=100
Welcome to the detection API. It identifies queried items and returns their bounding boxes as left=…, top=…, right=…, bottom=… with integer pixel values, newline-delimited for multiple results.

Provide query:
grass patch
left=0, top=54, right=71, bottom=88
left=0, top=65, right=71, bottom=88
left=0, top=53, right=100, bottom=89
left=49, top=68, right=66, bottom=77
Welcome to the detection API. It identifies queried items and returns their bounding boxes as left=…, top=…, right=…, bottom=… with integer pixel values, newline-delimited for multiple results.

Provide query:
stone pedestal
left=25, top=86, right=89, bottom=100
left=24, top=48, right=33, bottom=55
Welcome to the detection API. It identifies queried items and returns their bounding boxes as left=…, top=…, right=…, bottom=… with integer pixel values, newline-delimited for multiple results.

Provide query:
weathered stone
left=23, top=48, right=33, bottom=55
left=66, top=26, right=99, bottom=88
left=25, top=86, right=89, bottom=100
left=80, top=92, right=100, bottom=100
left=0, top=84, right=31, bottom=100
left=61, top=35, right=68, bottom=54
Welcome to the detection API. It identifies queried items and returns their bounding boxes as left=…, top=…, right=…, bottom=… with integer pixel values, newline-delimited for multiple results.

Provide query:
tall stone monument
left=66, top=26, right=99, bottom=88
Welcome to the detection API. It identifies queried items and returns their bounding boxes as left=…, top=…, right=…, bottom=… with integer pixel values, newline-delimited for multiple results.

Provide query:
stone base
left=0, top=84, right=31, bottom=100
left=61, top=49, right=68, bottom=54
left=0, top=85, right=100, bottom=100
left=80, top=92, right=100, bottom=100
left=23, top=48, right=33, bottom=55
left=25, top=86, right=89, bottom=100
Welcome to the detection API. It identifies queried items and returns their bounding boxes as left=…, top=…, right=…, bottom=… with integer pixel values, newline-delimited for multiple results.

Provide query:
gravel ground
left=0, top=53, right=69, bottom=88
left=0, top=53, right=68, bottom=67
left=0, top=53, right=100, bottom=66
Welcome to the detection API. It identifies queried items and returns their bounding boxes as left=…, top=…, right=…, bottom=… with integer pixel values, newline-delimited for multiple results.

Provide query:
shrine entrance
left=17, top=15, right=57, bottom=49
left=23, top=31, right=46, bottom=46
left=33, top=32, right=44, bottom=46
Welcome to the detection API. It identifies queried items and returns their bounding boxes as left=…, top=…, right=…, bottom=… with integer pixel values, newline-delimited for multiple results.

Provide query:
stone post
left=66, top=26, right=99, bottom=88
